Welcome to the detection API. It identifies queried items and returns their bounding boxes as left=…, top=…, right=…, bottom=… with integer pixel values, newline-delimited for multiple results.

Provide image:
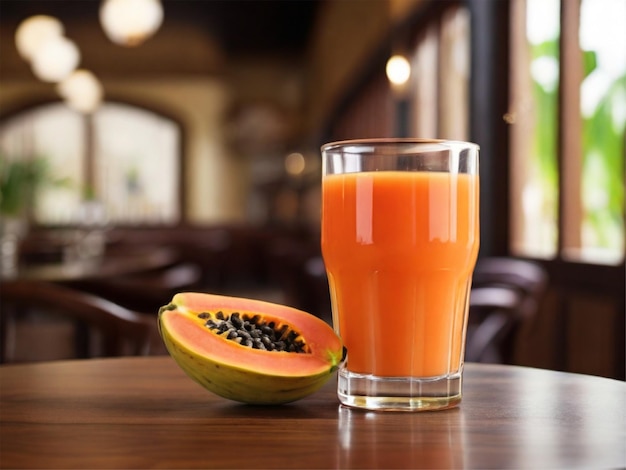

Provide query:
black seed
left=202, top=311, right=310, bottom=354
left=230, top=313, right=243, bottom=328
left=227, top=329, right=238, bottom=340
left=250, top=329, right=261, bottom=339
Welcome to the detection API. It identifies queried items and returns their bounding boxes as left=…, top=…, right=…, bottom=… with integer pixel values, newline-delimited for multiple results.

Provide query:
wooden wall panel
left=567, top=294, right=618, bottom=379
left=514, top=283, right=624, bottom=380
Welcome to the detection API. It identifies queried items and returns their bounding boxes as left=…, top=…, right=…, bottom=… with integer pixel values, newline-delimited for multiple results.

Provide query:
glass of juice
left=321, top=138, right=480, bottom=411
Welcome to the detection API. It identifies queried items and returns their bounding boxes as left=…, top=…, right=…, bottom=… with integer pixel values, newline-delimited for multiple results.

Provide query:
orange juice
left=321, top=170, right=479, bottom=377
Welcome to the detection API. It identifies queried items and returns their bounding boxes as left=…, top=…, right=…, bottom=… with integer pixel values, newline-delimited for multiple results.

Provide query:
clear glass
left=321, top=138, right=480, bottom=411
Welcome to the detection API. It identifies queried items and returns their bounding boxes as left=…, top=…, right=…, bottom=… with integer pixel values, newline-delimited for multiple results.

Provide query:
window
left=0, top=102, right=181, bottom=226
left=411, top=5, right=470, bottom=141
left=510, top=0, right=625, bottom=264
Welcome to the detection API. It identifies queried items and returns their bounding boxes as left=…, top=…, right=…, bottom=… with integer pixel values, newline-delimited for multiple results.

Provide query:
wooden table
left=1, top=357, right=624, bottom=469
left=1, top=246, right=178, bottom=283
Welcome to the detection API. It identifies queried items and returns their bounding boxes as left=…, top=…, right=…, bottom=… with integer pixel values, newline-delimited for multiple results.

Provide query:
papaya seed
left=250, top=329, right=261, bottom=339
left=198, top=311, right=310, bottom=354
left=227, top=329, right=238, bottom=340
left=230, top=313, right=243, bottom=328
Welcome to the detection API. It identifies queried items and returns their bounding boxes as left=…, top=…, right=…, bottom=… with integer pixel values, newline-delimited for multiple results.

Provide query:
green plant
left=0, top=156, right=70, bottom=217
left=530, top=38, right=625, bottom=255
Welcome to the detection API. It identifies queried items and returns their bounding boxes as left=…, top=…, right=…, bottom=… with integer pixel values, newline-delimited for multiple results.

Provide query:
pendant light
left=99, top=0, right=164, bottom=47
left=58, top=70, right=104, bottom=113
left=15, top=15, right=64, bottom=60
left=31, top=35, right=80, bottom=83
left=386, top=54, right=412, bottom=86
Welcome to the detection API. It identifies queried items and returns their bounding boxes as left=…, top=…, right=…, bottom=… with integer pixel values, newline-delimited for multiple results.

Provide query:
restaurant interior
left=0, top=0, right=624, bottom=381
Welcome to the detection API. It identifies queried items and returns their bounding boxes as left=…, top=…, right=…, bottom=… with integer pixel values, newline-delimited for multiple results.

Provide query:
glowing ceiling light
left=58, top=69, right=104, bottom=113
left=30, top=35, right=80, bottom=83
left=386, top=54, right=411, bottom=86
left=15, top=15, right=64, bottom=61
left=100, top=0, right=164, bottom=47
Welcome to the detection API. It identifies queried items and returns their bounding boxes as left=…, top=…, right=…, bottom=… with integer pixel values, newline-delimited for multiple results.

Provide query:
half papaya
left=158, top=292, right=344, bottom=405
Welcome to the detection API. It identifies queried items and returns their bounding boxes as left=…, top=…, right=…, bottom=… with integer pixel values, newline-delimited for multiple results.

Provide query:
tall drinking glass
left=321, top=139, right=480, bottom=411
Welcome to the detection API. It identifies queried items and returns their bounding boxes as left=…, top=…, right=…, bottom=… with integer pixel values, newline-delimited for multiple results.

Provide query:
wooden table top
left=2, top=247, right=178, bottom=283
left=1, top=357, right=624, bottom=469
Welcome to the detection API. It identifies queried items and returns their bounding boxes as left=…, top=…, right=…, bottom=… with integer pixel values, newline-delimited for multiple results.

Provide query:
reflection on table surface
left=2, top=239, right=178, bottom=282
left=0, top=357, right=624, bottom=469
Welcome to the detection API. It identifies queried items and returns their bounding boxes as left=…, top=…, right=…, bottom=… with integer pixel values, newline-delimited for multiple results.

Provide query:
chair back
left=466, top=257, right=548, bottom=364
left=0, top=280, right=156, bottom=363
left=68, top=262, right=202, bottom=313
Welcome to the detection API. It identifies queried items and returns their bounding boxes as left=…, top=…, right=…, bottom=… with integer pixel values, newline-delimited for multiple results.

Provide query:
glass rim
left=321, top=138, right=480, bottom=153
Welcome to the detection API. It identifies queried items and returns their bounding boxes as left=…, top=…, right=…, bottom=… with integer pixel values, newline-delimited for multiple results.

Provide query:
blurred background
left=0, top=0, right=623, bottom=379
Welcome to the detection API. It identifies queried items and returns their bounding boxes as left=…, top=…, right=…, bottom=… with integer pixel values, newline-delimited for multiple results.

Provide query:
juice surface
left=321, top=171, right=479, bottom=377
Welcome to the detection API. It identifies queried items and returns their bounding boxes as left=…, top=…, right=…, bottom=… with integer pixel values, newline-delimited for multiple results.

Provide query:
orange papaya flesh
left=158, top=292, right=344, bottom=404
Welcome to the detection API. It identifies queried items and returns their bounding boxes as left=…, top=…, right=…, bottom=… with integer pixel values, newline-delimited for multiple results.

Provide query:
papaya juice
left=321, top=170, right=479, bottom=378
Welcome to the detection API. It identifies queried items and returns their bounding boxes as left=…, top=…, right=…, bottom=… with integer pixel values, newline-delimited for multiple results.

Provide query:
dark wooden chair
left=67, top=262, right=203, bottom=314
left=0, top=280, right=158, bottom=363
left=466, top=257, right=548, bottom=364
